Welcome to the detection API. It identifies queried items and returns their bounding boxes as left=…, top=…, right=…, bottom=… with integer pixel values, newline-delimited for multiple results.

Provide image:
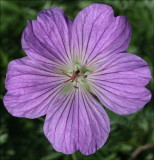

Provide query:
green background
left=0, top=0, right=154, bottom=160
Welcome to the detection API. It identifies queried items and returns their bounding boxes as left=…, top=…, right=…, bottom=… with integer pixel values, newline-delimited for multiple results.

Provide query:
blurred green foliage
left=0, top=0, right=154, bottom=160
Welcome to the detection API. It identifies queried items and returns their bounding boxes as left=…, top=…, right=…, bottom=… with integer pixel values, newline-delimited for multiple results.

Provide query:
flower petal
left=3, top=57, right=67, bottom=118
left=72, top=3, right=131, bottom=66
left=44, top=86, right=110, bottom=155
left=88, top=53, right=152, bottom=115
left=22, top=8, right=72, bottom=68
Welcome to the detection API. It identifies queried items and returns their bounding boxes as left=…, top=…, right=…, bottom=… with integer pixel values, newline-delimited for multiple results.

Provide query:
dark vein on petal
left=27, top=21, right=66, bottom=67
left=9, top=80, right=65, bottom=91
left=81, top=87, right=94, bottom=152
left=88, top=77, right=147, bottom=87
left=53, top=89, right=74, bottom=144
left=10, top=82, right=65, bottom=104
left=23, top=32, right=65, bottom=68
left=63, top=89, right=76, bottom=152
left=86, top=17, right=112, bottom=64
left=50, top=11, right=72, bottom=65
left=94, top=82, right=148, bottom=102
left=87, top=18, right=128, bottom=66
left=89, top=82, right=126, bottom=113
left=80, top=9, right=90, bottom=64
left=91, top=82, right=141, bottom=112
left=10, top=73, right=65, bottom=79
left=38, top=21, right=69, bottom=65
left=98, top=18, right=127, bottom=53
left=83, top=90, right=104, bottom=143
left=16, top=63, right=60, bottom=74
left=70, top=89, right=76, bottom=151
left=77, top=89, right=80, bottom=150
left=23, top=83, right=67, bottom=115
left=93, top=65, right=148, bottom=76
left=94, top=59, right=145, bottom=73
left=84, top=91, right=108, bottom=135
left=31, top=21, right=66, bottom=64
left=83, top=10, right=109, bottom=64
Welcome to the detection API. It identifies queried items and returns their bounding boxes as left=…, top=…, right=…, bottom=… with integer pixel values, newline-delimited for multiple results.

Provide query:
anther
left=75, top=70, right=80, bottom=75
left=74, top=86, right=78, bottom=89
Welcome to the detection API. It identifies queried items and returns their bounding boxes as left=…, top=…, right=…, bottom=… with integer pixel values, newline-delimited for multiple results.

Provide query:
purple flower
left=4, top=4, right=151, bottom=155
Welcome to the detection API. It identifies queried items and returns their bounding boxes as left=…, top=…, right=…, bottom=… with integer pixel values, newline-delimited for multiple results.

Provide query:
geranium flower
left=4, top=4, right=151, bottom=155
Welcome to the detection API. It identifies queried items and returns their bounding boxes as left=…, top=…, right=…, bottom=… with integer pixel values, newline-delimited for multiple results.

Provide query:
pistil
left=61, top=69, right=86, bottom=88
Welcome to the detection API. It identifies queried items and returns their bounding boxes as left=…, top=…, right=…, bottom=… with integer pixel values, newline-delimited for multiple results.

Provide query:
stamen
left=75, top=70, right=80, bottom=75
left=63, top=79, right=72, bottom=83
left=61, top=72, right=72, bottom=78
left=74, top=86, right=78, bottom=89
left=61, top=69, right=87, bottom=88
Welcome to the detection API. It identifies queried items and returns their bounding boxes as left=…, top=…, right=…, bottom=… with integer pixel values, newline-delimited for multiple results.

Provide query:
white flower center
left=59, top=61, right=95, bottom=95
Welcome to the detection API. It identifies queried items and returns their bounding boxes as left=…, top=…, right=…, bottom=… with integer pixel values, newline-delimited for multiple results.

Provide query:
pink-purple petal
left=3, top=57, right=67, bottom=118
left=88, top=53, right=151, bottom=115
left=22, top=8, right=72, bottom=67
left=3, top=3, right=152, bottom=156
left=72, top=3, right=131, bottom=65
left=44, top=86, right=110, bottom=155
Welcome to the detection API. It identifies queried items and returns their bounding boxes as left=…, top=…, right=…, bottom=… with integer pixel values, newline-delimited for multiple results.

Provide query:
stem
left=128, top=143, right=154, bottom=160
left=71, top=153, right=77, bottom=160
